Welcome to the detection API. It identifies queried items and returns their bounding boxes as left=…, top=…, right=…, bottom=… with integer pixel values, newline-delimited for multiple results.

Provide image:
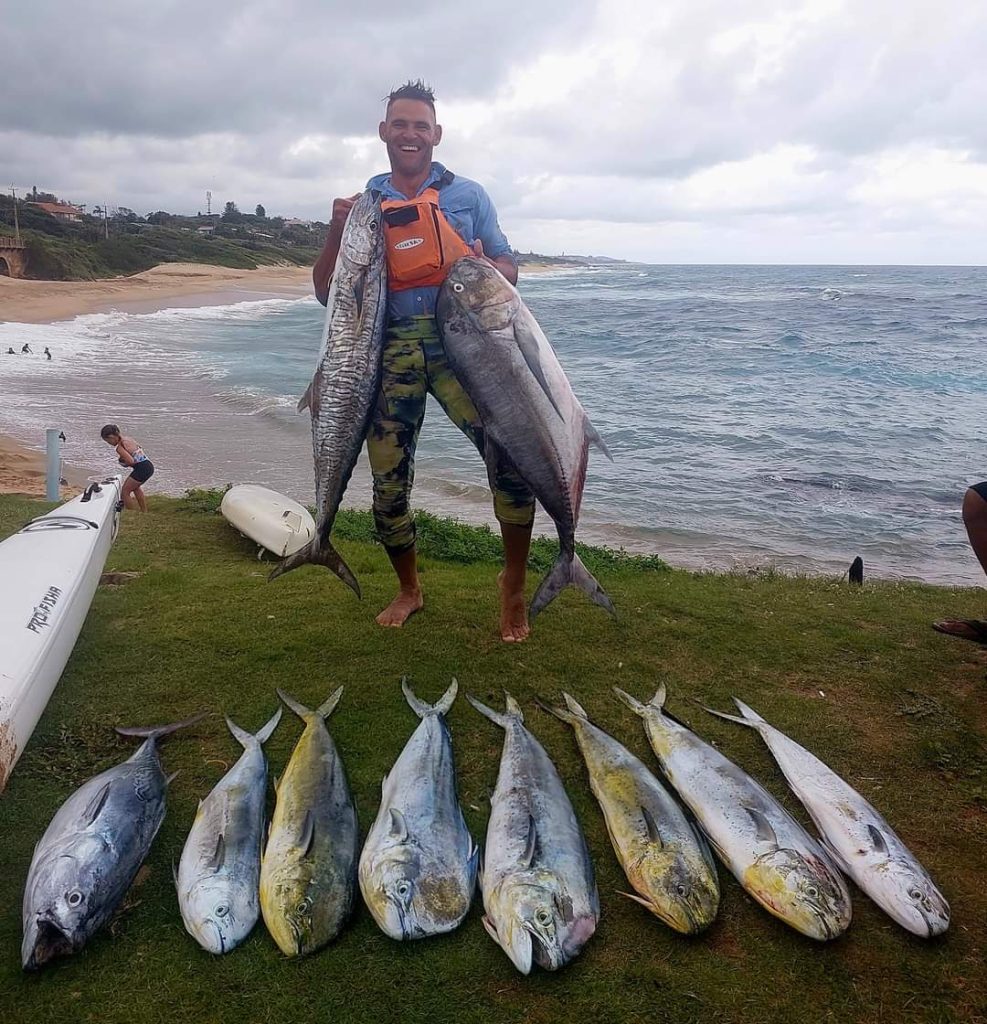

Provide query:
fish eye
left=805, top=886, right=818, bottom=899
left=453, top=283, right=464, bottom=293
left=215, top=904, right=229, bottom=918
left=535, top=909, right=552, bottom=927
left=676, top=884, right=688, bottom=898
left=296, top=898, right=312, bottom=915
left=66, top=890, right=84, bottom=908
left=396, top=881, right=411, bottom=899
left=908, top=888, right=922, bottom=901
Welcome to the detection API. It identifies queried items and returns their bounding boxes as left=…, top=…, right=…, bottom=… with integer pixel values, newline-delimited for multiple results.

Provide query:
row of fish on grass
left=21, top=680, right=949, bottom=972
left=268, top=190, right=615, bottom=624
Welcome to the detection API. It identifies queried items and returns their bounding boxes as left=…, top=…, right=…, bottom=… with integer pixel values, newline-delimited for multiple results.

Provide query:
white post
left=45, top=429, right=61, bottom=502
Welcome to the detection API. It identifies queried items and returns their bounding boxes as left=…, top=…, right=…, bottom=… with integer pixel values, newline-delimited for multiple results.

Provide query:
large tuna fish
left=359, top=679, right=477, bottom=939
left=545, top=692, right=719, bottom=934
left=437, top=258, right=614, bottom=621
left=705, top=698, right=950, bottom=937
left=22, top=714, right=202, bottom=970
left=176, top=709, right=282, bottom=954
left=615, top=685, right=851, bottom=941
left=270, top=190, right=387, bottom=594
left=468, top=692, right=598, bottom=973
left=259, top=688, right=359, bottom=957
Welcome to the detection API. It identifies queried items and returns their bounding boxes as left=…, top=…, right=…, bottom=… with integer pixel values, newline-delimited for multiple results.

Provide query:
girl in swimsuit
left=100, top=423, right=154, bottom=512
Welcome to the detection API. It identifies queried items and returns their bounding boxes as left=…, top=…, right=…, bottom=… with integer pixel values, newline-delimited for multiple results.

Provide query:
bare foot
left=376, top=588, right=423, bottom=628
left=498, top=572, right=530, bottom=643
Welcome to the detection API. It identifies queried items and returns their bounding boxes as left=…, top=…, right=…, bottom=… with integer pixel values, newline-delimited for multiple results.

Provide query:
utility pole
left=103, top=202, right=108, bottom=239
left=10, top=186, right=20, bottom=244
left=206, top=190, right=212, bottom=216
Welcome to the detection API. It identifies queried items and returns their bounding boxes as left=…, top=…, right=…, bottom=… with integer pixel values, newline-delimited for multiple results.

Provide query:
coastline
left=0, top=433, right=92, bottom=498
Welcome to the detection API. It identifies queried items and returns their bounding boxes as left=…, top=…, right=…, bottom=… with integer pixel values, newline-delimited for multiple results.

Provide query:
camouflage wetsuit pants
left=367, top=315, right=535, bottom=554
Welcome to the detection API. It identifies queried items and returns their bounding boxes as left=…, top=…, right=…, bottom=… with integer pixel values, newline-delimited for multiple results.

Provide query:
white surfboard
left=220, top=484, right=316, bottom=559
left=0, top=476, right=122, bottom=791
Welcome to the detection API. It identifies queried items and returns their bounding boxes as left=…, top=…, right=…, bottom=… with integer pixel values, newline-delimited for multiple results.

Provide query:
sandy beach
left=0, top=433, right=92, bottom=497
left=0, top=262, right=313, bottom=325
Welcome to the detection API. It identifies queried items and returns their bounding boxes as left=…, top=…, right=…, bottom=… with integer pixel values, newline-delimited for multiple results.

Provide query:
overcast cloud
left=3, top=0, right=984, bottom=263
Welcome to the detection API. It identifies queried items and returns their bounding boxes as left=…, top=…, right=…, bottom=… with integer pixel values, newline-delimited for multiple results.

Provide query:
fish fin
left=388, top=808, right=409, bottom=844
left=83, top=782, right=112, bottom=826
left=867, top=823, right=889, bottom=856
left=537, top=690, right=589, bottom=726
left=401, top=676, right=458, bottom=718
left=255, top=707, right=283, bottom=744
left=529, top=549, right=615, bottom=621
left=640, top=806, right=664, bottom=848
left=466, top=693, right=522, bottom=728
left=380, top=773, right=388, bottom=794
left=273, top=774, right=280, bottom=794
left=166, top=771, right=181, bottom=786
left=268, top=537, right=361, bottom=598
left=505, top=692, right=524, bottom=720
left=115, top=711, right=207, bottom=740
left=584, top=416, right=612, bottom=461
left=481, top=914, right=499, bottom=944
left=208, top=834, right=226, bottom=873
left=521, top=815, right=538, bottom=869
left=512, top=320, right=564, bottom=420
left=744, top=805, right=779, bottom=847
left=732, top=698, right=768, bottom=725
left=172, top=860, right=180, bottom=890
left=554, top=891, right=575, bottom=925
left=701, top=704, right=755, bottom=729
left=296, top=379, right=313, bottom=413
left=225, top=716, right=254, bottom=749
left=614, top=683, right=667, bottom=716
left=298, top=810, right=316, bottom=858
left=467, top=840, right=480, bottom=890
left=353, top=276, right=365, bottom=321
left=562, top=692, right=590, bottom=720
left=618, top=890, right=656, bottom=912
left=277, top=689, right=312, bottom=720
left=316, top=687, right=344, bottom=720
left=820, top=835, right=852, bottom=874
left=613, top=687, right=645, bottom=715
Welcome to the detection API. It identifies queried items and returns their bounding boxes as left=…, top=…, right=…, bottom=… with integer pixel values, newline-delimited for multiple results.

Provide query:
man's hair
left=100, top=423, right=120, bottom=439
left=385, top=80, right=436, bottom=115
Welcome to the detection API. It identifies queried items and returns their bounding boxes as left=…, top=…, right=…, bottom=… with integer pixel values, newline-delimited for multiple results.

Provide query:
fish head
left=443, top=258, right=521, bottom=333
left=748, top=848, right=852, bottom=940
left=631, top=850, right=720, bottom=935
left=261, top=874, right=326, bottom=957
left=22, top=840, right=109, bottom=970
left=343, top=193, right=383, bottom=268
left=363, top=848, right=428, bottom=940
left=870, top=860, right=950, bottom=937
left=181, top=880, right=249, bottom=955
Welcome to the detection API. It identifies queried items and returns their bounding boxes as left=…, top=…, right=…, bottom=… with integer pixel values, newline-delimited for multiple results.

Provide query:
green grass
left=1, top=493, right=985, bottom=1023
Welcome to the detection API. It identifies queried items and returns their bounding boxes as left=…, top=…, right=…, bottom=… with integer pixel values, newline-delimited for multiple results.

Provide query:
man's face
left=379, top=99, right=441, bottom=179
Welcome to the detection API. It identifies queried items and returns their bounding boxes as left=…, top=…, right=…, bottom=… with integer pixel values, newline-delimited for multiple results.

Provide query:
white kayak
left=220, top=484, right=316, bottom=559
left=0, top=476, right=122, bottom=791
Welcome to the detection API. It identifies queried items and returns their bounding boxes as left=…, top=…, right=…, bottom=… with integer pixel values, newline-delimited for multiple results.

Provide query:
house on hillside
left=27, top=201, right=84, bottom=223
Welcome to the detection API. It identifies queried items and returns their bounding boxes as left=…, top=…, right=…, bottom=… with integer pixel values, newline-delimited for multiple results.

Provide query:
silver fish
left=270, top=190, right=387, bottom=594
left=260, top=688, right=359, bottom=957
left=437, top=258, right=614, bottom=620
left=176, top=709, right=281, bottom=954
left=469, top=692, right=599, bottom=973
left=705, top=698, right=950, bottom=937
left=615, top=685, right=852, bottom=941
left=359, top=679, right=477, bottom=939
left=22, top=714, right=203, bottom=970
left=545, top=692, right=719, bottom=934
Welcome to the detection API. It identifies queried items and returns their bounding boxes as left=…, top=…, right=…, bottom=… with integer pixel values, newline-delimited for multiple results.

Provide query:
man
left=933, top=482, right=987, bottom=644
left=313, top=80, right=535, bottom=642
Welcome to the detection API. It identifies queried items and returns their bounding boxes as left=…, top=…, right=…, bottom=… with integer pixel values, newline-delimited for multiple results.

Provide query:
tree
left=255, top=204, right=266, bottom=219
left=223, top=201, right=239, bottom=220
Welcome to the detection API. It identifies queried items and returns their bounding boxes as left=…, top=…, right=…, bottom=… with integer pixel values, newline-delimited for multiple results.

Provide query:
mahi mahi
left=359, top=679, right=477, bottom=939
left=615, top=685, right=851, bottom=941
left=437, top=258, right=614, bottom=620
left=176, top=708, right=281, bottom=954
left=22, top=714, right=203, bottom=970
left=259, top=688, right=359, bottom=956
left=468, top=692, right=599, bottom=973
left=545, top=692, right=719, bottom=934
left=270, top=190, right=387, bottom=594
left=704, top=698, right=949, bottom=937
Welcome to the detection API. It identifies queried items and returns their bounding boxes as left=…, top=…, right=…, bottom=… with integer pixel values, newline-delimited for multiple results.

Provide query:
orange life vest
left=380, top=185, right=472, bottom=291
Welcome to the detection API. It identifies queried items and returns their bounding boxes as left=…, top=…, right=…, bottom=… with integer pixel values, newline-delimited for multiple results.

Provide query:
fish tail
left=732, top=698, right=768, bottom=724
left=529, top=549, right=615, bottom=621
left=277, top=689, right=311, bottom=720
left=401, top=676, right=458, bottom=718
left=701, top=704, right=754, bottom=728
left=268, top=537, right=361, bottom=598
left=584, top=415, right=613, bottom=461
left=115, top=711, right=207, bottom=740
left=278, top=687, right=343, bottom=721
left=539, top=691, right=589, bottom=725
left=562, top=692, right=590, bottom=719
left=227, top=707, right=283, bottom=749
left=316, top=687, right=344, bottom=719
left=467, top=691, right=523, bottom=728
left=614, top=684, right=667, bottom=716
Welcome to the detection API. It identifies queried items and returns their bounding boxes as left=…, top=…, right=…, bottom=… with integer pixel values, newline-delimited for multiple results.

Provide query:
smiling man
left=313, top=80, right=534, bottom=642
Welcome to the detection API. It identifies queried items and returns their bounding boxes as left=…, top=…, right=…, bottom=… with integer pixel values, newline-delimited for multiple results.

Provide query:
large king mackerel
left=22, top=714, right=202, bottom=970
left=546, top=692, right=719, bottom=934
left=468, top=692, right=598, bottom=974
left=270, top=190, right=387, bottom=594
left=615, top=685, right=852, bottom=941
left=704, top=698, right=949, bottom=937
left=359, top=679, right=477, bottom=939
left=176, top=709, right=281, bottom=954
left=437, top=259, right=614, bottom=620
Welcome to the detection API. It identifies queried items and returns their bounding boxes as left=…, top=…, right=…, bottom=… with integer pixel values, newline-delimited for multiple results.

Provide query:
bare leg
left=933, top=487, right=987, bottom=641
left=120, top=479, right=139, bottom=511
left=499, top=521, right=532, bottom=643
left=376, top=545, right=424, bottom=627
left=133, top=484, right=148, bottom=513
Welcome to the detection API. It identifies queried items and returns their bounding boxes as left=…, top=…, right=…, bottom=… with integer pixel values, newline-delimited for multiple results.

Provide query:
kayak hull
left=220, top=484, right=315, bottom=558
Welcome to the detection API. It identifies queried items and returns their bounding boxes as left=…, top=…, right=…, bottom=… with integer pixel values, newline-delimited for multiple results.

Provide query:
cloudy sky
left=4, top=0, right=985, bottom=264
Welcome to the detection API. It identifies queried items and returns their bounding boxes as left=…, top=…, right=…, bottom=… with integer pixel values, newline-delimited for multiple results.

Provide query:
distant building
left=27, top=201, right=84, bottom=223
left=196, top=224, right=216, bottom=236
left=283, top=218, right=312, bottom=228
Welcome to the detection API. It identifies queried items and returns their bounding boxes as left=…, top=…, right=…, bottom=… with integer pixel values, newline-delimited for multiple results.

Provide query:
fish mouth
left=22, top=918, right=76, bottom=971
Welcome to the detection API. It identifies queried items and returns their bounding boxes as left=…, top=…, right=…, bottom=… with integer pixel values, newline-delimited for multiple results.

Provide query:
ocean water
left=1, top=264, right=985, bottom=585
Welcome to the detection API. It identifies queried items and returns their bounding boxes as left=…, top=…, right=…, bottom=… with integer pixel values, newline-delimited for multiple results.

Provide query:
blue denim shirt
left=366, top=162, right=515, bottom=321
